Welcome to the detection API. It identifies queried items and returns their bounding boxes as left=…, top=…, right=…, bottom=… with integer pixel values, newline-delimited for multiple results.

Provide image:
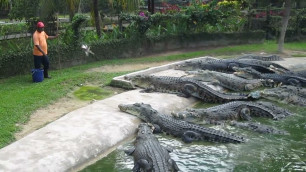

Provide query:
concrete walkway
left=0, top=56, right=304, bottom=172
left=0, top=90, right=197, bottom=172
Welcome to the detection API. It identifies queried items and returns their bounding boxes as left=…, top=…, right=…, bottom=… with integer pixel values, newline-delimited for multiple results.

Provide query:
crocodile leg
left=152, top=124, right=162, bottom=134
left=169, top=159, right=180, bottom=172
left=182, top=130, right=202, bottom=143
left=288, top=78, right=301, bottom=87
left=140, top=85, right=155, bottom=93
left=182, top=83, right=197, bottom=96
left=124, top=147, right=135, bottom=156
left=134, top=159, right=151, bottom=172
left=239, top=107, right=252, bottom=121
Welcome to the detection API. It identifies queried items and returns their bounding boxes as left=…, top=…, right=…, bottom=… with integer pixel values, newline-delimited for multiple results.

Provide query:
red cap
left=37, top=22, right=45, bottom=28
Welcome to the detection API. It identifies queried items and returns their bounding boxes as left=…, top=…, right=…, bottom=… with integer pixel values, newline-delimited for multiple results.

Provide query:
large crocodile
left=233, top=66, right=306, bottom=87
left=118, top=103, right=245, bottom=143
left=186, top=70, right=274, bottom=91
left=173, top=101, right=292, bottom=124
left=229, top=121, right=289, bottom=135
left=175, top=58, right=278, bottom=73
left=125, top=75, right=250, bottom=103
left=249, top=86, right=306, bottom=106
left=125, top=123, right=179, bottom=172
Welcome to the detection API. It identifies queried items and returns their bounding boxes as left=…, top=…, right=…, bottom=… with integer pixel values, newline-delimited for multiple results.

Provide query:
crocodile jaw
left=118, top=103, right=147, bottom=121
left=118, top=103, right=141, bottom=116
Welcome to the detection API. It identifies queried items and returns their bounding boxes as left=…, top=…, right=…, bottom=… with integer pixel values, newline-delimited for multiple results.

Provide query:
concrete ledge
left=110, top=56, right=216, bottom=89
left=274, top=57, right=306, bottom=70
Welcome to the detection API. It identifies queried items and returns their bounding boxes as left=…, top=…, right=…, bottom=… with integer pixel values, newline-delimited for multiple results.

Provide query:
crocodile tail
left=201, top=128, right=245, bottom=143
left=190, top=127, right=245, bottom=143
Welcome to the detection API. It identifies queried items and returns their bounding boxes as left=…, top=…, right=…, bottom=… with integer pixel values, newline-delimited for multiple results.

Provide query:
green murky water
left=81, top=103, right=306, bottom=172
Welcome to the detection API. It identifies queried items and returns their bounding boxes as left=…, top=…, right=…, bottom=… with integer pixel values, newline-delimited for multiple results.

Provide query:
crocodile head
left=174, top=60, right=201, bottom=71
left=233, top=66, right=258, bottom=79
left=137, top=123, right=153, bottom=138
left=124, top=75, right=152, bottom=88
left=118, top=103, right=157, bottom=122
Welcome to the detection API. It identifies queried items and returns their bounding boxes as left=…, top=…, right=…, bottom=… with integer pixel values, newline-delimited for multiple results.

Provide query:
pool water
left=81, top=103, right=306, bottom=172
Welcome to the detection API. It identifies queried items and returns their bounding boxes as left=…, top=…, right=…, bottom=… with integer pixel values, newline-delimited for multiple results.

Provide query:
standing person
left=33, top=21, right=59, bottom=79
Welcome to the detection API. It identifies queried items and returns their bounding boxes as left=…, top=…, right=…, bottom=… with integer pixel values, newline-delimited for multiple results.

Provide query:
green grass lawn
left=0, top=40, right=305, bottom=148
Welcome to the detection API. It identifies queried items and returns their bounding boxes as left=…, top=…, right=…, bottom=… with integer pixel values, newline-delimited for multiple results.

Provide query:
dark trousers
left=34, top=55, right=49, bottom=70
left=34, top=55, right=50, bottom=77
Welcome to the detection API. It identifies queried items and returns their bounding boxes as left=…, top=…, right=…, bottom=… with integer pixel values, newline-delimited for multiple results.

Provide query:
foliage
left=121, top=0, right=246, bottom=35
left=62, top=14, right=88, bottom=45
left=8, top=0, right=40, bottom=20
left=120, top=12, right=151, bottom=34
left=109, top=0, right=141, bottom=14
left=160, top=2, right=181, bottom=14
left=0, top=23, right=28, bottom=37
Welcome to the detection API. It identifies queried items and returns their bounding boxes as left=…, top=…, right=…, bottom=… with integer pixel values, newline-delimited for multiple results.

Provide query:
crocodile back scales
left=139, top=106, right=245, bottom=143
left=132, top=124, right=177, bottom=172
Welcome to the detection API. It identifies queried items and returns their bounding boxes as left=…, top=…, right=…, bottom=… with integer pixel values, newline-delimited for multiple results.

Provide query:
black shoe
left=45, top=76, right=52, bottom=79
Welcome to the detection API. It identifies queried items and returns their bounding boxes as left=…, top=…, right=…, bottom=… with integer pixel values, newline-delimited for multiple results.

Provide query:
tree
left=278, top=0, right=291, bottom=53
left=148, top=0, right=154, bottom=14
left=66, top=0, right=81, bottom=21
left=93, top=0, right=101, bottom=37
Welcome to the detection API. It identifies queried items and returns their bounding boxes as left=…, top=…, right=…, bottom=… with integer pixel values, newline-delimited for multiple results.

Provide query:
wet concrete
left=0, top=90, right=197, bottom=172
left=0, top=56, right=304, bottom=172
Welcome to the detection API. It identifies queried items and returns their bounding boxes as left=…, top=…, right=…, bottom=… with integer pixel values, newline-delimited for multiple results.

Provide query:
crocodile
left=236, top=58, right=289, bottom=73
left=173, top=101, right=291, bottom=125
left=125, top=75, right=250, bottom=103
left=249, top=86, right=306, bottom=106
left=125, top=123, right=179, bottom=172
left=175, top=58, right=278, bottom=73
left=284, top=69, right=306, bottom=78
left=118, top=103, right=245, bottom=143
left=233, top=66, right=306, bottom=87
left=186, top=70, right=274, bottom=91
left=229, top=121, right=289, bottom=135
left=236, top=54, right=284, bottom=61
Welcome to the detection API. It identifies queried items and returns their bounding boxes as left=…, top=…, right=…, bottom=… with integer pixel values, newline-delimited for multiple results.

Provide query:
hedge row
left=0, top=31, right=265, bottom=78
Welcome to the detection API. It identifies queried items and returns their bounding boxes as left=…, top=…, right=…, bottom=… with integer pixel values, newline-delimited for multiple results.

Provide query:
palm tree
left=108, top=0, right=141, bottom=13
left=0, top=0, right=12, bottom=9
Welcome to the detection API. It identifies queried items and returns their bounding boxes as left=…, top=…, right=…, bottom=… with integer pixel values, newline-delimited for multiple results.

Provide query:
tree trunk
left=152, top=0, right=154, bottom=14
left=278, top=0, right=291, bottom=53
left=148, top=0, right=154, bottom=14
left=93, top=0, right=101, bottom=38
left=148, top=0, right=151, bottom=13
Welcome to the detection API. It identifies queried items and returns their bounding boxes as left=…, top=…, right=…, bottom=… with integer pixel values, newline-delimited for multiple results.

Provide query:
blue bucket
left=31, top=69, right=44, bottom=82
